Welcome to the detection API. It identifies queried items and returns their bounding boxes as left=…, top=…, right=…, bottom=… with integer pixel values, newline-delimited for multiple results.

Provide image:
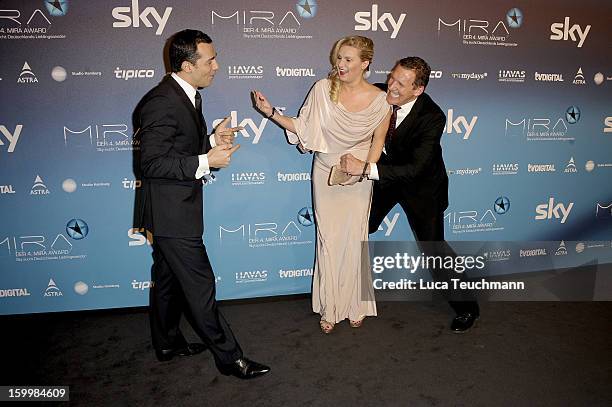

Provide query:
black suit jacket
left=134, top=75, right=212, bottom=237
left=376, top=88, right=449, bottom=214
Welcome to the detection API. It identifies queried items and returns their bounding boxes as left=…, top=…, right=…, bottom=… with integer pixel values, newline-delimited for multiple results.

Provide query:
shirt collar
left=171, top=72, right=197, bottom=107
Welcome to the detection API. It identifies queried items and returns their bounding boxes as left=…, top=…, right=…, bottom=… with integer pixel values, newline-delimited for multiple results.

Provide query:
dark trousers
left=149, top=236, right=242, bottom=365
left=369, top=185, right=479, bottom=315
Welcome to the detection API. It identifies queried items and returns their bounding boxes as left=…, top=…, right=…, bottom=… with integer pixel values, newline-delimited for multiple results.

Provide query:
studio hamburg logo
left=494, top=196, right=510, bottom=214
left=298, top=207, right=314, bottom=227
left=66, top=219, right=89, bottom=240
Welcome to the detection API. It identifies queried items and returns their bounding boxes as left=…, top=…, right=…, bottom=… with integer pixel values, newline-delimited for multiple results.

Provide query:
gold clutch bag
left=328, top=165, right=352, bottom=186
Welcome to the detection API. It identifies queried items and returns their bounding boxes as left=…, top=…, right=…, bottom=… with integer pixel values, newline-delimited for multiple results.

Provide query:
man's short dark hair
left=395, top=57, right=431, bottom=89
left=169, top=29, right=212, bottom=73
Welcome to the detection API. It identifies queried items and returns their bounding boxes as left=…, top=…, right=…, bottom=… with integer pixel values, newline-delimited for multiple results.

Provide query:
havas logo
left=0, top=125, right=22, bottom=153
left=550, top=17, right=591, bottom=48
left=227, top=65, right=263, bottom=79
left=112, top=0, right=172, bottom=36
left=212, top=111, right=274, bottom=144
left=445, top=109, right=478, bottom=140
left=17, top=62, right=38, bottom=83
left=535, top=197, right=573, bottom=223
left=354, top=4, right=406, bottom=39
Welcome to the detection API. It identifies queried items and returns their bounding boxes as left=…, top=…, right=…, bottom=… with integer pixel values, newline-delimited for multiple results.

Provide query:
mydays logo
left=445, top=109, right=478, bottom=140
left=550, top=17, right=591, bottom=48
left=535, top=197, right=574, bottom=223
left=112, top=0, right=172, bottom=36
left=354, top=4, right=406, bottom=39
left=0, top=125, right=22, bottom=153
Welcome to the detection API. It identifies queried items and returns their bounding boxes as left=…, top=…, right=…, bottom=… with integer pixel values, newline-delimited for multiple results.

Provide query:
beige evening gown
left=289, top=78, right=390, bottom=324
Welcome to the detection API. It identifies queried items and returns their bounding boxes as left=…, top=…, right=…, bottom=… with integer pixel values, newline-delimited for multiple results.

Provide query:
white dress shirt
left=369, top=96, right=418, bottom=180
left=170, top=73, right=216, bottom=179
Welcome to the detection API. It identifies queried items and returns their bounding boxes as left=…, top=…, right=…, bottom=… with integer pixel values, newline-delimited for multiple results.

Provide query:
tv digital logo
left=549, top=17, right=591, bottom=48
left=354, top=4, right=406, bottom=39
left=112, top=0, right=172, bottom=36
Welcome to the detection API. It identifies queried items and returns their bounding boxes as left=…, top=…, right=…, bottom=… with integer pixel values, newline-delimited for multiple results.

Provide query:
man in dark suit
left=340, top=57, right=479, bottom=332
left=134, top=29, right=270, bottom=378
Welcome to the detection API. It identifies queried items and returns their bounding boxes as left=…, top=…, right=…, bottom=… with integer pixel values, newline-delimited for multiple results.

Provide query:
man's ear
left=415, top=85, right=425, bottom=97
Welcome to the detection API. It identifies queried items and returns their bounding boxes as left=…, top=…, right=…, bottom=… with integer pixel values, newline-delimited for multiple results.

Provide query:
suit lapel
left=164, top=75, right=202, bottom=132
left=394, top=94, right=425, bottom=139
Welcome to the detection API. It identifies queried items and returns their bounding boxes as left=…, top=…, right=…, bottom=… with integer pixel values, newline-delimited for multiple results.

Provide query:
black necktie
left=385, top=105, right=400, bottom=158
left=195, top=91, right=203, bottom=119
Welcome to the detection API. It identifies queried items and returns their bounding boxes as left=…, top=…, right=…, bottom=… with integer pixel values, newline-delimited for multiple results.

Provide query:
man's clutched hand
left=340, top=153, right=366, bottom=176
left=208, top=143, right=240, bottom=168
left=213, top=116, right=243, bottom=146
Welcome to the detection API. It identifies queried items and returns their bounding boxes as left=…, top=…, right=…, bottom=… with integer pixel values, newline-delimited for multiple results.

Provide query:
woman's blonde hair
left=328, top=36, right=374, bottom=103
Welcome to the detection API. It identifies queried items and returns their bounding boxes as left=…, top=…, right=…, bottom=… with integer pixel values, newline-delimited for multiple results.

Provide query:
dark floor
left=2, top=298, right=611, bottom=406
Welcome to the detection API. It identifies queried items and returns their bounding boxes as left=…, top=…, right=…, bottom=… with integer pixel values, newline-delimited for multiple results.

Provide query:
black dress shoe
left=450, top=312, right=479, bottom=333
left=155, top=343, right=207, bottom=362
left=219, top=357, right=270, bottom=379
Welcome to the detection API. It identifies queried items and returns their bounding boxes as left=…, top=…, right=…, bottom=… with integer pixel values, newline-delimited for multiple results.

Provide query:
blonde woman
left=253, top=36, right=391, bottom=333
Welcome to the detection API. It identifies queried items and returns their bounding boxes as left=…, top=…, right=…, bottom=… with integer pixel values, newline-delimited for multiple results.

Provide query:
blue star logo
left=506, top=8, right=523, bottom=28
left=565, top=106, right=581, bottom=124
left=45, top=0, right=69, bottom=16
left=494, top=197, right=510, bottom=214
left=66, top=219, right=89, bottom=240
left=296, top=0, right=317, bottom=19
left=298, top=207, right=314, bottom=226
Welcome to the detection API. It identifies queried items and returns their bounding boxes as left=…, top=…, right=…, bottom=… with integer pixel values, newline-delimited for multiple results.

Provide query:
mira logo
left=444, top=109, right=478, bottom=140
left=112, top=0, right=172, bottom=36
left=354, top=4, right=406, bottom=39
left=535, top=197, right=573, bottom=223
left=549, top=17, right=591, bottom=48
left=0, top=124, right=22, bottom=153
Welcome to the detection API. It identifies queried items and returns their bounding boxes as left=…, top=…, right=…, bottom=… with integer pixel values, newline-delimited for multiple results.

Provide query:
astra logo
left=374, top=213, right=400, bottom=237
left=445, top=109, right=478, bottom=140
left=603, top=117, right=612, bottom=133
left=498, top=69, right=526, bottom=83
left=30, top=175, right=50, bottom=195
left=44, top=278, right=63, bottom=297
left=535, top=197, right=573, bottom=223
left=275, top=67, right=315, bottom=77
left=128, top=228, right=153, bottom=246
left=555, top=241, right=568, bottom=256
left=112, top=0, right=172, bottom=36
left=0, top=124, right=22, bottom=153
left=114, top=67, right=155, bottom=80
left=227, top=65, right=263, bottom=79
left=277, top=172, right=310, bottom=182
left=550, top=17, right=590, bottom=48
left=354, top=4, right=406, bottom=39
left=212, top=111, right=270, bottom=144
left=17, top=62, right=38, bottom=83
left=564, top=157, right=577, bottom=173
left=573, top=68, right=586, bottom=85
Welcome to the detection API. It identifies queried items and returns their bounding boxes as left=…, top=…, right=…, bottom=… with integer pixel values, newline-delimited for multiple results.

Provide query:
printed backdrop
left=0, top=0, right=610, bottom=314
